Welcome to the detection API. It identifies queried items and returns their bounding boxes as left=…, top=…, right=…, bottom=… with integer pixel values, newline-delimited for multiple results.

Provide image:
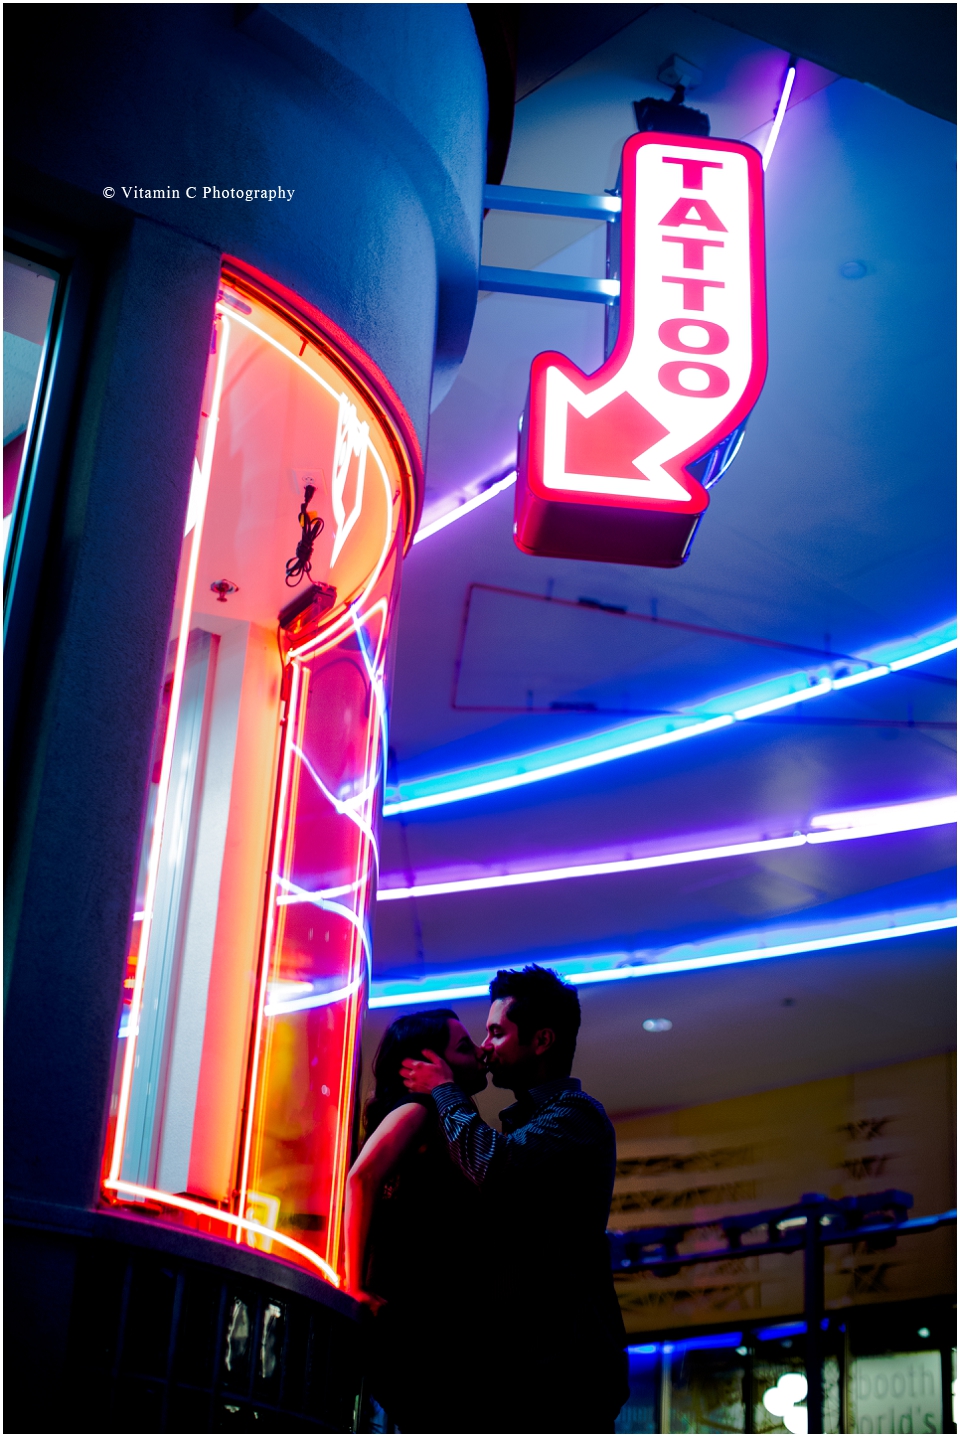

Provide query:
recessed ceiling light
left=643, top=1018, right=673, bottom=1032
left=918, top=1327, right=931, bottom=1339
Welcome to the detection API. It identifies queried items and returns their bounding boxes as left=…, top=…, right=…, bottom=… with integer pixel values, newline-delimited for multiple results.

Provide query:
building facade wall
left=4, top=7, right=487, bottom=1426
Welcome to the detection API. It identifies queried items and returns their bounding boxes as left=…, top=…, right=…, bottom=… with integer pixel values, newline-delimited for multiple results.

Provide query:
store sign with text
left=851, top=1352, right=942, bottom=1434
left=516, top=131, right=767, bottom=568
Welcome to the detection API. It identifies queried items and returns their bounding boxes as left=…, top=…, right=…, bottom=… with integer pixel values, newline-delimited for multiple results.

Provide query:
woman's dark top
left=364, top=1091, right=489, bottom=1432
left=366, top=1091, right=486, bottom=1311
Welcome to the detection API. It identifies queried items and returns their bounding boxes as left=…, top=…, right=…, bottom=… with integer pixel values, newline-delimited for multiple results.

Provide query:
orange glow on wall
left=102, top=265, right=420, bottom=1284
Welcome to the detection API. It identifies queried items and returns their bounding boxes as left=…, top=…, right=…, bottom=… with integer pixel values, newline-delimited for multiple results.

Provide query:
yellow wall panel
left=612, top=1054, right=956, bottom=1335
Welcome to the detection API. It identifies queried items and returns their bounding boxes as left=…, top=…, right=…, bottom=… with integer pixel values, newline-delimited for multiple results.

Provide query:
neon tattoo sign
left=515, top=132, right=767, bottom=568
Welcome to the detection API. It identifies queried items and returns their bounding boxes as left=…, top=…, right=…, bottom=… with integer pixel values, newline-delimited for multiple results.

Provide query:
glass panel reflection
left=3, top=251, right=57, bottom=581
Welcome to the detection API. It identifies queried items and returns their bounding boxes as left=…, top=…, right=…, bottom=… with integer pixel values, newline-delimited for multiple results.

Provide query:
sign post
left=515, top=131, right=767, bottom=568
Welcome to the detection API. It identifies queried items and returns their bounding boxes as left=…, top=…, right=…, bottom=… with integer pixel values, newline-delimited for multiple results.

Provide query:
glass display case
left=101, top=267, right=420, bottom=1287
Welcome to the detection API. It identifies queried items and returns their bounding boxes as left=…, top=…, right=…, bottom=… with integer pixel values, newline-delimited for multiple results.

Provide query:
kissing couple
left=344, top=964, right=629, bottom=1434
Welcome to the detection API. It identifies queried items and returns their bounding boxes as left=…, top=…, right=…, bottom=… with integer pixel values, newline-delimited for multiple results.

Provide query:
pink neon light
left=103, top=1179, right=339, bottom=1285
left=224, top=256, right=422, bottom=548
left=237, top=659, right=302, bottom=1233
left=515, top=132, right=767, bottom=567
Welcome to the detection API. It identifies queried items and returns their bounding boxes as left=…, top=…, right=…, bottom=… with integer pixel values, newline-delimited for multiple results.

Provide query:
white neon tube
left=263, top=976, right=363, bottom=1018
left=383, top=629, right=956, bottom=817
left=387, top=716, right=735, bottom=816
left=762, top=62, right=797, bottom=171
left=810, top=796, right=956, bottom=832
left=413, top=470, right=517, bottom=544
left=378, top=835, right=806, bottom=901
left=733, top=679, right=832, bottom=720
left=102, top=1179, right=339, bottom=1284
left=367, top=915, right=957, bottom=1009
left=890, top=640, right=957, bottom=670
left=376, top=797, right=956, bottom=901
left=831, top=666, right=889, bottom=690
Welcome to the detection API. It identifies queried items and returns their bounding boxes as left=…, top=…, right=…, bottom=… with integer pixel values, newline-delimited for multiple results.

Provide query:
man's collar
left=500, top=1076, right=581, bottom=1120
left=528, top=1076, right=581, bottom=1102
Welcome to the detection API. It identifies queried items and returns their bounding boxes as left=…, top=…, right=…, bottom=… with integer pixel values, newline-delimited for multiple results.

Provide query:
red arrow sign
left=516, top=131, right=767, bottom=568
left=564, top=391, right=669, bottom=480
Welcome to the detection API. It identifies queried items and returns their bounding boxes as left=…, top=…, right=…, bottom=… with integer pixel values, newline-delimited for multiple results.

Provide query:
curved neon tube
left=291, top=744, right=380, bottom=858
left=811, top=796, right=956, bottom=831
left=263, top=975, right=364, bottom=1018
left=275, top=877, right=373, bottom=968
left=383, top=626, right=956, bottom=817
left=102, top=1179, right=339, bottom=1285
left=368, top=913, right=957, bottom=1009
left=224, top=308, right=397, bottom=660
left=376, top=796, right=956, bottom=901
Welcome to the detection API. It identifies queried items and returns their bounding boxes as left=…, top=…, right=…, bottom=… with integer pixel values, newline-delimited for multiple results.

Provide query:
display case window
left=101, top=267, right=419, bottom=1285
left=3, top=249, right=59, bottom=599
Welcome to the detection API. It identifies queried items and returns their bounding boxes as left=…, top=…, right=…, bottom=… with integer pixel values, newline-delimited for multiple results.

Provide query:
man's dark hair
left=489, top=965, right=581, bottom=1074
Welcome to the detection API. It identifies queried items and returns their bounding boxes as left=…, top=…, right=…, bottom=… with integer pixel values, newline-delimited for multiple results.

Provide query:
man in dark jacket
left=401, top=964, right=628, bottom=1434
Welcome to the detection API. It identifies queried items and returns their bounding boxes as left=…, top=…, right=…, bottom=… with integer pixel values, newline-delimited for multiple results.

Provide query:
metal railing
left=608, top=1190, right=957, bottom=1433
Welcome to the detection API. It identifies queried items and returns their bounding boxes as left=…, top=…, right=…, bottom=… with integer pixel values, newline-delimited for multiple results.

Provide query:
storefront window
left=669, top=1345, right=747, bottom=1433
left=101, top=269, right=418, bottom=1286
left=616, top=1339, right=844, bottom=1434
left=3, top=249, right=58, bottom=598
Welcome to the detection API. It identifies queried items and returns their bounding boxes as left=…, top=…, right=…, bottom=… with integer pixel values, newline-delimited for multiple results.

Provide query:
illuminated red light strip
left=102, top=1179, right=339, bottom=1285
left=237, top=658, right=303, bottom=1234
left=324, top=602, right=389, bottom=1273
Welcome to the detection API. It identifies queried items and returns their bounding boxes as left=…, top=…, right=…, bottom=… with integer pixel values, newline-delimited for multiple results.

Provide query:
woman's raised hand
left=400, top=1048, right=454, bottom=1092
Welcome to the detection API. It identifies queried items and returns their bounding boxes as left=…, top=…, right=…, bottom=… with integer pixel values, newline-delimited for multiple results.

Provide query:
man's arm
left=430, top=1081, right=501, bottom=1185
left=402, top=1053, right=610, bottom=1188
left=400, top=1049, right=500, bottom=1185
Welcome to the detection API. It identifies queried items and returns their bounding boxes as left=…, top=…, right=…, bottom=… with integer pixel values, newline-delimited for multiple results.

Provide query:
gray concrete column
left=5, top=217, right=221, bottom=1209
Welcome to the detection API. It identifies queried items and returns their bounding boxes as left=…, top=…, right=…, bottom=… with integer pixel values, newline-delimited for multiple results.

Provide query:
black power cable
left=285, top=484, right=324, bottom=587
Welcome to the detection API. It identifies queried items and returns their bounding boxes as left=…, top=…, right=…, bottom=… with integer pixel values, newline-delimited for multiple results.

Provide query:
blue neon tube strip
left=383, top=622, right=956, bottom=816
left=629, top=1332, right=744, bottom=1356
left=376, top=797, right=956, bottom=901
left=367, top=902, right=956, bottom=1009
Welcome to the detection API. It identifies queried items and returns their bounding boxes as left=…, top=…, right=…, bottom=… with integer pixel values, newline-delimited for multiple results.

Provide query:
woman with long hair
left=344, top=1008, right=489, bottom=1432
